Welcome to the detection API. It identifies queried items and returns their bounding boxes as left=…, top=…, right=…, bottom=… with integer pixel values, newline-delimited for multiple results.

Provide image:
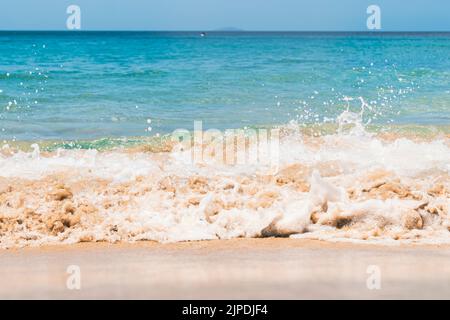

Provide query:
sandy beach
left=0, top=30, right=449, bottom=301
left=1, top=238, right=449, bottom=299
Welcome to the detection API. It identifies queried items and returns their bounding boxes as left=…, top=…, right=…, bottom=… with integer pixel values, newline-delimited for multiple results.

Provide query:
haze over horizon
left=0, top=0, right=449, bottom=31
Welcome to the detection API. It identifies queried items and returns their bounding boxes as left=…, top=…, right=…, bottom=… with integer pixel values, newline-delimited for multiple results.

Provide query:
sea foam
left=0, top=113, right=449, bottom=248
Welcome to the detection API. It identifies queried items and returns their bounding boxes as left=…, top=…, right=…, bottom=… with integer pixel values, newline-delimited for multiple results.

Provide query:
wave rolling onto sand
left=0, top=117, right=449, bottom=249
left=1, top=32, right=449, bottom=250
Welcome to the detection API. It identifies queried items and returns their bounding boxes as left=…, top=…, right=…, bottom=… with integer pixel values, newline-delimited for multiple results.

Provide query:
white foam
left=0, top=111, right=449, bottom=248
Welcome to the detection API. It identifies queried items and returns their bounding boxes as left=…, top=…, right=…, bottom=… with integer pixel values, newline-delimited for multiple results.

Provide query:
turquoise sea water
left=0, top=32, right=449, bottom=142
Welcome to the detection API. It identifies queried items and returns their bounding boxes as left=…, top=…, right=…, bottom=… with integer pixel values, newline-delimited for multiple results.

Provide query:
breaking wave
left=0, top=111, right=449, bottom=248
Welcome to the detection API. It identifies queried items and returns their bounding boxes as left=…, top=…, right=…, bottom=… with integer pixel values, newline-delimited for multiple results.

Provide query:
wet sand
left=0, top=238, right=449, bottom=299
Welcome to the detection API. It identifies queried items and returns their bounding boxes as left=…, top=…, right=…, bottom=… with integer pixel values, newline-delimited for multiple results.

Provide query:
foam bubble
left=0, top=112, right=449, bottom=248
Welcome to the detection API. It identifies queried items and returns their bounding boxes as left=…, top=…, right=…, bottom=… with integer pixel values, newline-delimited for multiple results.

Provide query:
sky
left=0, top=0, right=449, bottom=31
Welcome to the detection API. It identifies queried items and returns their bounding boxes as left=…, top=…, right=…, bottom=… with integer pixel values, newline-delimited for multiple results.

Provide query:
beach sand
left=1, top=238, right=449, bottom=299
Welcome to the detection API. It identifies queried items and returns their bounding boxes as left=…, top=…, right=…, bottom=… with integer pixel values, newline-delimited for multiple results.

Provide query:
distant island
left=212, top=27, right=244, bottom=32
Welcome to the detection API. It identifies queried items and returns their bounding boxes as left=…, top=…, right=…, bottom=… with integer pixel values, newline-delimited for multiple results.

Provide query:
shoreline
left=2, top=123, right=449, bottom=153
left=1, top=238, right=450, bottom=299
left=4, top=234, right=450, bottom=252
left=5, top=236, right=450, bottom=252
left=0, top=129, right=448, bottom=249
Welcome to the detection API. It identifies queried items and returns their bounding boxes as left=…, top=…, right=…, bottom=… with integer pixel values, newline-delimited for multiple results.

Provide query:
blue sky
left=0, top=0, right=449, bottom=31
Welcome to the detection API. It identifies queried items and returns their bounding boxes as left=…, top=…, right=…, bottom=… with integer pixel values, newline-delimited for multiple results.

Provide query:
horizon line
left=1, top=30, right=450, bottom=33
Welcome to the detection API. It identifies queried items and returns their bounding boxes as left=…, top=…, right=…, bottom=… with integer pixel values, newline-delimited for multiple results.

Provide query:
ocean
left=0, top=32, right=449, bottom=248
left=0, top=32, right=449, bottom=143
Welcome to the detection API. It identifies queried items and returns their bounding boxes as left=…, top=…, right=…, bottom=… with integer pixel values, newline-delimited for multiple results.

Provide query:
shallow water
left=0, top=32, right=450, bottom=142
left=0, top=32, right=449, bottom=248
left=0, top=125, right=448, bottom=248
